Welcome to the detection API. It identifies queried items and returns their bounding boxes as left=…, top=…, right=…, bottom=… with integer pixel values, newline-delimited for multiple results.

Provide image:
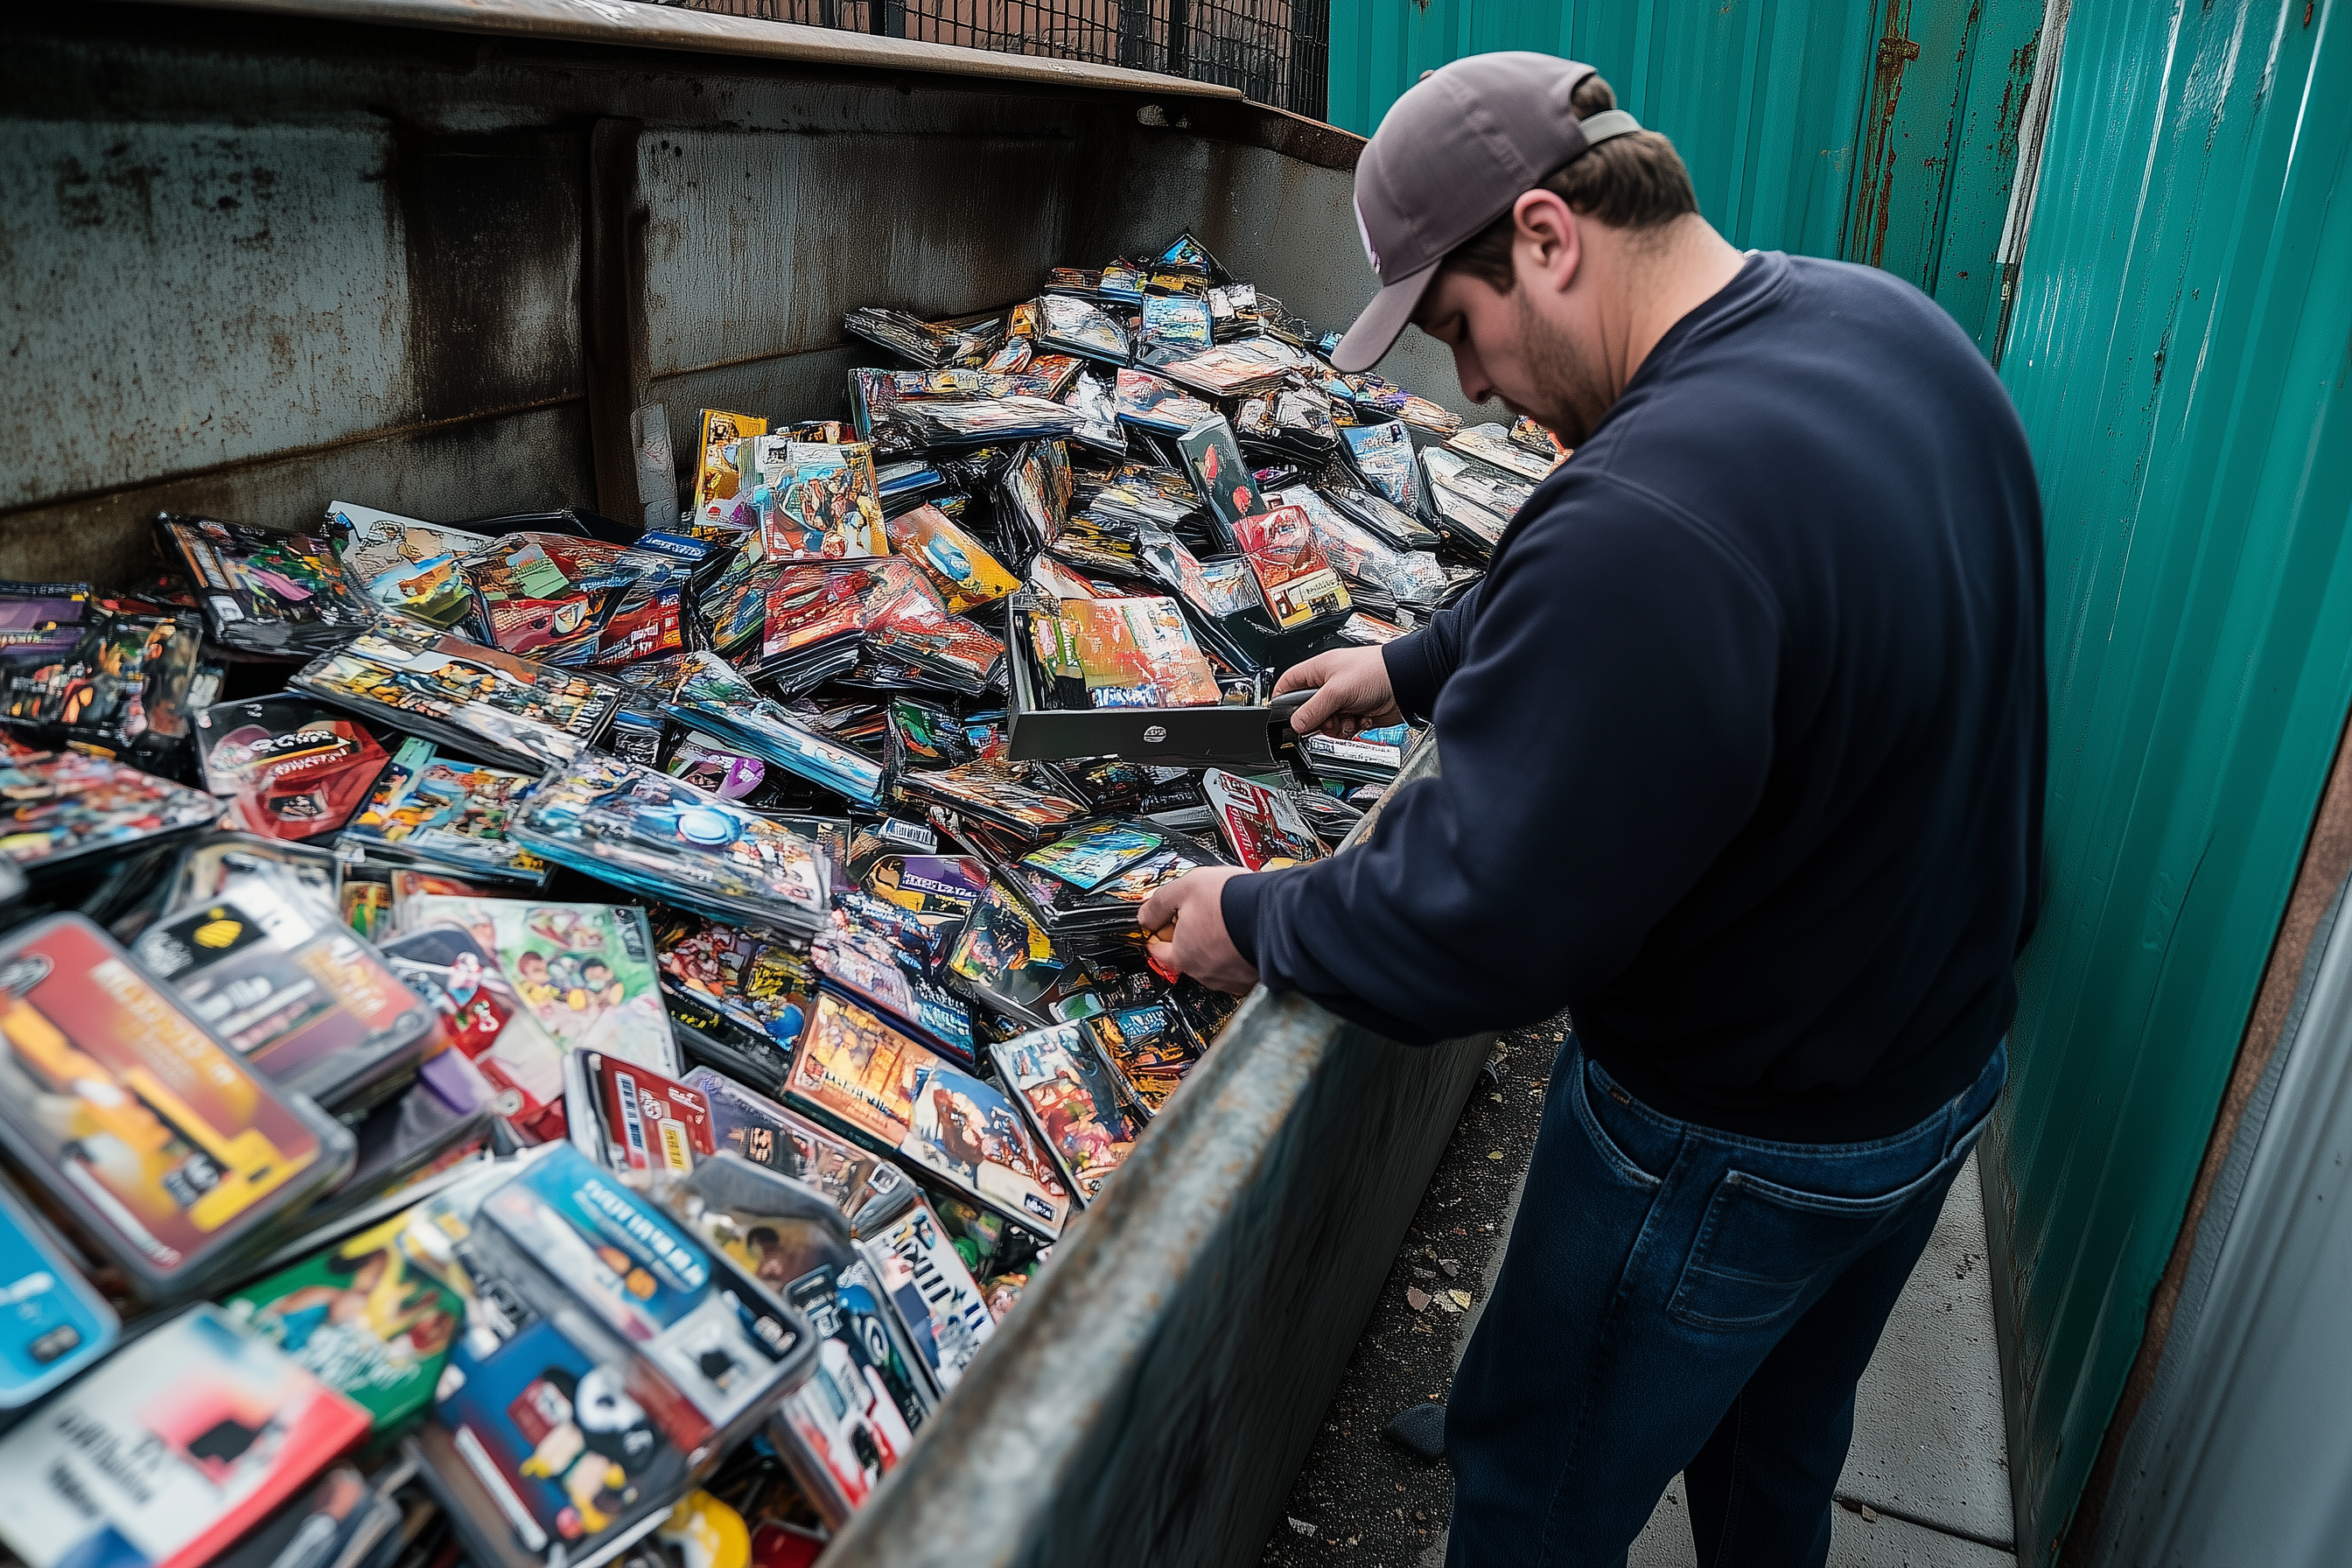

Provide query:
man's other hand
left=1277, top=647, right=1404, bottom=738
left=1139, top=865, right=1260, bottom=997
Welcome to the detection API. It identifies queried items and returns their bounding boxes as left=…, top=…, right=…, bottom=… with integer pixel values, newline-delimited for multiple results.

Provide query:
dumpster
left=0, top=4, right=1494, bottom=1564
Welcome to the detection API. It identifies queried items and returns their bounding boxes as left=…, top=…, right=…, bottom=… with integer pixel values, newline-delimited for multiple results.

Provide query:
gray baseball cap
left=1332, top=52, right=1643, bottom=373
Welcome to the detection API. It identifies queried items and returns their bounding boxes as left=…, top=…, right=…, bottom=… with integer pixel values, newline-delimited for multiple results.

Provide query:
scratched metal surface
left=825, top=735, right=1494, bottom=1568
left=0, top=1, right=1467, bottom=586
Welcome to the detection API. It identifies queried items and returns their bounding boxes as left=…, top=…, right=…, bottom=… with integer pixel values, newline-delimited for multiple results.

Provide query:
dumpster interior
left=0, top=4, right=1516, bottom=1567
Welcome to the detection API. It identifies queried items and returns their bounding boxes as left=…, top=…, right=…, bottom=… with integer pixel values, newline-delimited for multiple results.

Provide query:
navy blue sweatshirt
left=1223, top=252, right=2046, bottom=1142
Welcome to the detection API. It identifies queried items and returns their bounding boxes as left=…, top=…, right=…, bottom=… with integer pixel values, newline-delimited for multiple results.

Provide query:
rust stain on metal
left=1849, top=0, right=1922, bottom=269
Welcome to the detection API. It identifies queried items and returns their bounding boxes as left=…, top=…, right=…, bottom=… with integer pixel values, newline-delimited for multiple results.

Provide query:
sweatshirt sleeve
left=1224, top=470, right=1782, bottom=1045
left=1379, top=577, right=1485, bottom=724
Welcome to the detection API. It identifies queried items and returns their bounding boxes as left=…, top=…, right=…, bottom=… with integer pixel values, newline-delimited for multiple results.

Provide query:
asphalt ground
left=1259, top=1017, right=1566, bottom=1567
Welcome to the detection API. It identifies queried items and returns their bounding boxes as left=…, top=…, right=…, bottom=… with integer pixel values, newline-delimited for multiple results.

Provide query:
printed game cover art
left=432, top=1313, right=690, bottom=1553
left=0, top=1304, right=369, bottom=1568
left=1038, top=596, right=1222, bottom=709
left=0, top=915, right=330, bottom=1282
left=324, top=500, right=491, bottom=630
left=942, top=879, right=1073, bottom=1020
left=158, top=514, right=375, bottom=659
left=1341, top=419, right=1420, bottom=510
left=1201, top=768, right=1326, bottom=872
left=767, top=1274, right=916, bottom=1525
left=1233, top=503, right=1352, bottom=630
left=584, top=1052, right=714, bottom=1177
left=340, top=737, right=549, bottom=885
left=882, top=504, right=1020, bottom=614
left=1138, top=291, right=1212, bottom=354
left=402, top=897, right=679, bottom=1077
left=510, top=752, right=833, bottom=936
left=0, top=604, right=207, bottom=757
left=133, top=890, right=435, bottom=1106
left=1177, top=415, right=1265, bottom=547
left=992, top=1021, right=1140, bottom=1203
left=649, top=651, right=886, bottom=811
left=811, top=931, right=972, bottom=1063
left=681, top=1070, right=888, bottom=1220
left=692, top=410, right=769, bottom=534
left=290, top=620, right=623, bottom=775
left=193, top=695, right=388, bottom=843
left=1034, top=292, right=1128, bottom=363
left=859, top=1201, right=994, bottom=1397
left=1084, top=1002, right=1203, bottom=1119
left=749, top=438, right=887, bottom=562
left=653, top=908, right=814, bottom=1056
left=1019, top=820, right=1166, bottom=891
left=223, top=1212, right=465, bottom=1430
left=460, top=534, right=690, bottom=668
left=0, top=1180, right=117, bottom=1410
left=0, top=749, right=220, bottom=876
left=785, top=990, right=941, bottom=1153
left=894, top=761, right=1086, bottom=837
left=900, top=1060, right=1067, bottom=1236
left=379, top=922, right=569, bottom=1138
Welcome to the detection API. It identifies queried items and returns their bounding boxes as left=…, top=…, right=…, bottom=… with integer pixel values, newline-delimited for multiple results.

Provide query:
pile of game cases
left=0, top=231, right=1563, bottom=1568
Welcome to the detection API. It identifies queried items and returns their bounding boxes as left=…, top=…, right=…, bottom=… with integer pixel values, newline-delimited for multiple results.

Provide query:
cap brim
left=1329, top=258, right=1441, bottom=374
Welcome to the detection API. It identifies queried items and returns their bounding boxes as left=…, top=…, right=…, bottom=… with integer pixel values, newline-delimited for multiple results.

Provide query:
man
left=1138, top=52, right=2044, bottom=1568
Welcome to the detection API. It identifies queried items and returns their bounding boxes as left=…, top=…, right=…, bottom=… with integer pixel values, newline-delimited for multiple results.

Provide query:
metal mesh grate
left=655, top=0, right=1328, bottom=120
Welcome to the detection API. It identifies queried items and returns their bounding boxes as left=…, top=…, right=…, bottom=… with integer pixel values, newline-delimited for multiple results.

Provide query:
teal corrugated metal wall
left=1984, top=0, right=2352, bottom=1559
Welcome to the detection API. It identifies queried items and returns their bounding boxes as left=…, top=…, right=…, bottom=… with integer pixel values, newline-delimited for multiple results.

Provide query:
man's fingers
left=1288, top=683, right=1346, bottom=735
left=1271, top=657, right=1330, bottom=696
left=1138, top=885, right=1179, bottom=933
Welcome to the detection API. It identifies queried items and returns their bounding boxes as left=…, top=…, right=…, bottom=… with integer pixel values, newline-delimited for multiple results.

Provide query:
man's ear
left=1513, top=189, right=1583, bottom=296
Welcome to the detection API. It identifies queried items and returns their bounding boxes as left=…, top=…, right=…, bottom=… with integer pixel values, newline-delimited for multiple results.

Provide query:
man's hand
left=1138, top=865, right=1260, bottom=997
left=1277, top=647, right=1403, bottom=738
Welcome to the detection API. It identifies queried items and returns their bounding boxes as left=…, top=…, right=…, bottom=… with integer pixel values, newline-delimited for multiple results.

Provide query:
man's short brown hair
left=1441, top=74, right=1699, bottom=291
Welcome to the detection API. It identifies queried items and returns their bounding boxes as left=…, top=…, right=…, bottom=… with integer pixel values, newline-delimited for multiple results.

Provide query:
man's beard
left=1512, top=287, right=1612, bottom=447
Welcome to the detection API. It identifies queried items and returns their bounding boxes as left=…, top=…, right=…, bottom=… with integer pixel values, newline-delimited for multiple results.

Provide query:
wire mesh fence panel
left=646, top=0, right=1329, bottom=119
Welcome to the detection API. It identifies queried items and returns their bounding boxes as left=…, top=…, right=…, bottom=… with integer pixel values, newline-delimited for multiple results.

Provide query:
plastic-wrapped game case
left=680, top=1069, right=903, bottom=1223
left=0, top=748, right=222, bottom=878
left=1446, top=419, right=1565, bottom=484
left=1319, top=479, right=1442, bottom=552
left=291, top=620, right=624, bottom=774
left=0, top=915, right=351, bottom=1296
left=748, top=438, right=887, bottom=561
left=1138, top=290, right=1212, bottom=353
left=133, top=886, right=438, bottom=1111
left=380, top=922, right=570, bottom=1139
left=858, top=1199, right=995, bottom=1400
left=1340, top=419, right=1421, bottom=511
left=785, top=990, right=942, bottom=1156
left=645, top=652, right=886, bottom=810
left=895, top=761, right=1086, bottom=837
left=990, top=1020, right=1140, bottom=1203
left=430, top=1312, right=691, bottom=1558
left=900, top=1057, right=1068, bottom=1236
left=325, top=500, right=492, bottom=629
left=846, top=841, right=987, bottom=965
left=654, top=909, right=815, bottom=1063
left=1201, top=767, right=1326, bottom=870
left=158, top=514, right=375, bottom=659
left=579, top=1050, right=715, bottom=1176
left=195, top=694, right=389, bottom=843
left=0, top=1304, right=369, bottom=1568
left=1276, top=485, right=1446, bottom=607
left=166, top=833, right=343, bottom=930
left=812, top=925, right=972, bottom=1063
left=1160, top=340, right=1290, bottom=398
left=0, top=1179, right=117, bottom=1410
left=1035, top=292, right=1129, bottom=363
left=222, top=1211, right=466, bottom=1432
left=1234, top=503, right=1351, bottom=631
left=473, top=1144, right=812, bottom=1439
left=402, top=896, right=680, bottom=1076
left=883, top=503, right=1020, bottom=613
left=1029, top=594, right=1224, bottom=710
left=691, top=410, right=769, bottom=533
left=1019, top=818, right=1166, bottom=890
left=1111, top=368, right=1216, bottom=436
left=1083, top=1001, right=1203, bottom=1119
left=942, top=878, right=1079, bottom=1025
left=510, top=752, right=833, bottom=936
left=1178, top=415, right=1266, bottom=548
left=341, top=737, right=550, bottom=885
left=460, top=534, right=690, bottom=668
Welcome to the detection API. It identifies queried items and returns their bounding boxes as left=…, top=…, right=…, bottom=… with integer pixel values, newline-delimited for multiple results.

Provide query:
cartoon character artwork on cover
left=0, top=917, right=328, bottom=1279
left=223, top=1212, right=464, bottom=1430
left=943, top=879, right=1074, bottom=1018
left=460, top=534, right=690, bottom=668
left=0, top=750, right=221, bottom=874
left=682, top=1069, right=882, bottom=1216
left=787, top=990, right=938, bottom=1152
left=1084, top=1003, right=1202, bottom=1118
left=749, top=439, right=887, bottom=561
left=291, top=622, right=622, bottom=774
left=341, top=737, right=548, bottom=883
left=654, top=911, right=814, bottom=1054
left=379, top=923, right=569, bottom=1138
left=902, top=1060, right=1067, bottom=1235
left=0, top=606, right=206, bottom=757
left=1200, top=768, right=1326, bottom=872
left=1341, top=419, right=1420, bottom=510
left=195, top=696, right=389, bottom=843
left=1177, top=415, right=1265, bottom=547
left=692, top=410, right=769, bottom=535
left=434, top=1315, right=687, bottom=1550
left=993, top=1022, right=1139, bottom=1202
left=0, top=1305, right=369, bottom=1568
left=1233, top=503, right=1352, bottom=631
left=158, top=514, right=374, bottom=658
left=324, top=500, right=490, bottom=629
left=402, top=897, right=678, bottom=1075
left=882, top=504, right=1020, bottom=613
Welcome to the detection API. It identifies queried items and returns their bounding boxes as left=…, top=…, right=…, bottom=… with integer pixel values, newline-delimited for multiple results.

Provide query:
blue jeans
left=1445, top=1039, right=2006, bottom=1568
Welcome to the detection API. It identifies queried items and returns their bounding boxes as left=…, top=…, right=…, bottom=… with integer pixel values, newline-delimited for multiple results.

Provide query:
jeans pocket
left=1572, top=1066, right=1664, bottom=1192
left=1667, top=1154, right=1957, bottom=1332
